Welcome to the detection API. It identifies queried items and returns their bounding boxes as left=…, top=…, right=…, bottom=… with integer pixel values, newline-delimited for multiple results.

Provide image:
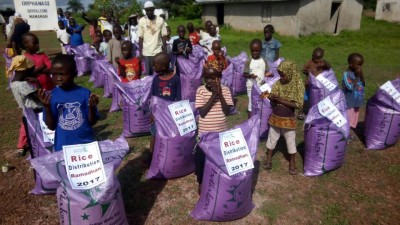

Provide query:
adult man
left=125, top=14, right=139, bottom=44
left=138, top=1, right=167, bottom=76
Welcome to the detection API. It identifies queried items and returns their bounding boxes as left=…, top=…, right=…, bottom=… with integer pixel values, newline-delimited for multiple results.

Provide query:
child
left=56, top=21, right=70, bottom=54
left=99, top=29, right=112, bottom=56
left=342, top=53, right=365, bottom=133
left=187, top=22, right=200, bottom=45
left=261, top=24, right=281, bottom=63
left=92, top=30, right=103, bottom=53
left=23, top=33, right=55, bottom=91
left=195, top=65, right=233, bottom=194
left=172, top=25, right=192, bottom=57
left=244, top=39, right=272, bottom=118
left=206, top=40, right=227, bottom=72
left=199, top=24, right=220, bottom=56
left=38, top=54, right=99, bottom=152
left=165, top=26, right=174, bottom=55
left=116, top=41, right=141, bottom=82
left=107, top=25, right=124, bottom=69
left=125, top=14, right=139, bottom=45
left=66, top=18, right=85, bottom=47
left=263, top=59, right=304, bottom=175
left=82, top=12, right=98, bottom=43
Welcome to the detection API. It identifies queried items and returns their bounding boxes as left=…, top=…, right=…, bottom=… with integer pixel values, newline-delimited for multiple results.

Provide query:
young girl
left=342, top=53, right=365, bottom=133
left=165, top=26, right=174, bottom=55
left=99, top=30, right=112, bottom=56
left=66, top=18, right=85, bottom=47
left=261, top=24, right=281, bottom=63
left=263, top=59, right=304, bottom=175
left=187, top=22, right=200, bottom=46
left=116, top=41, right=141, bottom=82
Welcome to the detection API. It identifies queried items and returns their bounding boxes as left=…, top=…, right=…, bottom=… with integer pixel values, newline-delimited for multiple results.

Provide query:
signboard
left=168, top=100, right=196, bottom=136
left=380, top=80, right=400, bottom=105
left=63, top=142, right=107, bottom=190
left=318, top=96, right=347, bottom=128
left=13, top=0, right=58, bottom=31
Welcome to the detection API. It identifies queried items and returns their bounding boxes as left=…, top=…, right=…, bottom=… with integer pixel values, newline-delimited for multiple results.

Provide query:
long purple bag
left=303, top=90, right=350, bottom=176
left=89, top=55, right=106, bottom=83
left=230, top=52, right=248, bottom=96
left=100, top=61, right=118, bottom=98
left=191, top=115, right=260, bottom=221
left=364, top=78, right=400, bottom=150
left=265, top=57, right=285, bottom=84
left=146, top=97, right=197, bottom=179
left=3, top=53, right=13, bottom=89
left=114, top=76, right=152, bottom=137
left=92, top=59, right=109, bottom=88
left=24, top=108, right=58, bottom=195
left=251, top=84, right=273, bottom=139
left=30, top=138, right=129, bottom=225
left=221, top=63, right=237, bottom=115
left=106, top=66, right=123, bottom=112
left=178, top=45, right=205, bottom=102
left=70, top=44, right=95, bottom=76
left=308, top=69, right=339, bottom=107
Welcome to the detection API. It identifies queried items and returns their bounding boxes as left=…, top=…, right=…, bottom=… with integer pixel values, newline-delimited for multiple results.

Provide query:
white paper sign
left=260, top=83, right=272, bottom=93
left=38, top=112, right=55, bottom=144
left=318, top=97, right=347, bottom=128
left=168, top=100, right=197, bottom=136
left=13, top=0, right=58, bottom=31
left=316, top=75, right=337, bottom=91
left=219, top=128, right=254, bottom=176
left=63, top=142, right=107, bottom=190
left=380, top=81, right=400, bottom=105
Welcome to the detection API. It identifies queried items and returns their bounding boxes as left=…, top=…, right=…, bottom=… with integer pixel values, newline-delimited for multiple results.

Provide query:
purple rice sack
left=92, top=59, right=108, bottom=88
left=364, top=78, right=400, bottom=150
left=89, top=55, right=105, bottom=83
left=75, top=56, right=92, bottom=76
left=221, top=63, right=237, bottom=115
left=308, top=69, right=339, bottom=107
left=146, top=97, right=197, bottom=179
left=115, top=76, right=153, bottom=137
left=230, top=52, right=248, bottom=96
left=3, top=53, right=13, bottom=89
left=101, top=62, right=118, bottom=98
left=110, top=85, right=123, bottom=112
left=251, top=84, right=273, bottom=139
left=64, top=45, right=72, bottom=55
left=191, top=115, right=260, bottom=221
left=24, top=108, right=58, bottom=195
left=303, top=90, right=350, bottom=176
left=265, top=57, right=285, bottom=84
left=30, top=138, right=129, bottom=225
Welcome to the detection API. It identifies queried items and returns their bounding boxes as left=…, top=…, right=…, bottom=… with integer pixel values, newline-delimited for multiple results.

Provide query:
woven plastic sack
left=230, top=52, right=248, bottom=96
left=251, top=84, right=273, bottom=139
left=308, top=69, right=339, bottom=107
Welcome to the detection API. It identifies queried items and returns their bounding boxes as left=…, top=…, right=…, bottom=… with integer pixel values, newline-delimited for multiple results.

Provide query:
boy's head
left=58, top=21, right=65, bottom=30
left=121, top=41, right=133, bottom=59
left=129, top=14, right=138, bottom=25
left=68, top=17, right=76, bottom=27
left=264, top=24, right=275, bottom=41
left=101, top=10, right=107, bottom=17
left=177, top=25, right=186, bottom=38
left=347, top=53, right=364, bottom=72
left=211, top=40, right=222, bottom=56
left=113, top=25, right=122, bottom=39
left=103, top=29, right=112, bottom=42
left=166, top=26, right=171, bottom=36
left=23, top=32, right=39, bottom=53
left=312, top=47, right=324, bottom=63
left=57, top=8, right=63, bottom=16
left=187, top=22, right=194, bottom=33
left=205, top=20, right=212, bottom=32
left=250, top=39, right=262, bottom=59
left=51, top=54, right=77, bottom=89
left=153, top=52, right=171, bottom=74
left=203, top=67, right=222, bottom=90
left=95, top=30, right=103, bottom=41
left=209, top=24, right=217, bottom=37
left=65, top=11, right=71, bottom=19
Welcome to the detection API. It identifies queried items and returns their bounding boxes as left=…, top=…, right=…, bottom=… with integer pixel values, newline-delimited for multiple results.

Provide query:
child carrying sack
left=115, top=76, right=152, bottom=137
left=191, top=115, right=260, bottom=221
left=146, top=97, right=197, bottom=179
left=178, top=45, right=205, bottom=102
left=364, top=78, right=400, bottom=150
left=30, top=138, right=129, bottom=225
left=303, top=90, right=350, bottom=176
left=251, top=84, right=273, bottom=139
left=24, top=108, right=58, bottom=195
left=308, top=69, right=339, bottom=107
left=230, top=52, right=248, bottom=96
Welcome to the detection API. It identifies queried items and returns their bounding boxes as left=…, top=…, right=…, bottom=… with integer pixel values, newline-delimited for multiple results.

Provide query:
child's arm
left=355, top=68, right=365, bottom=87
left=172, top=40, right=181, bottom=55
left=274, top=48, right=280, bottom=61
left=216, top=78, right=230, bottom=116
left=269, top=94, right=298, bottom=109
left=243, top=60, right=256, bottom=79
left=185, top=41, right=192, bottom=54
left=88, top=94, right=99, bottom=126
left=38, top=89, right=56, bottom=130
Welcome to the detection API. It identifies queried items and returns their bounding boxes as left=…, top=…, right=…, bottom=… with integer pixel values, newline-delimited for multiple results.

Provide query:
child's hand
left=89, top=94, right=99, bottom=107
left=268, top=93, right=279, bottom=102
left=38, top=89, right=51, bottom=107
left=265, top=72, right=273, bottom=77
left=251, top=74, right=258, bottom=79
left=216, top=77, right=223, bottom=97
left=355, top=68, right=363, bottom=77
left=115, top=57, right=120, bottom=64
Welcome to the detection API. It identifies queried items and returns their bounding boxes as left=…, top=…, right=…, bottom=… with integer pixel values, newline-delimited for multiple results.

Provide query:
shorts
left=266, top=125, right=297, bottom=154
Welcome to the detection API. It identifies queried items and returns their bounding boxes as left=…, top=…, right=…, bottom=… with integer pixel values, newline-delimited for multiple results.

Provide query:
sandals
left=263, top=162, right=272, bottom=170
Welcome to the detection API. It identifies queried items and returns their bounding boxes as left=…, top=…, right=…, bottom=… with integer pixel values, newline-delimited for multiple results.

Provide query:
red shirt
left=118, top=57, right=140, bottom=82
left=189, top=31, right=200, bottom=45
left=24, top=52, right=54, bottom=90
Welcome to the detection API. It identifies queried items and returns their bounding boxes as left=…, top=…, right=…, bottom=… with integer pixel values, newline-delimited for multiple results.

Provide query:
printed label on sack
left=380, top=80, right=400, bottom=105
left=168, top=100, right=197, bottom=136
left=318, top=96, right=347, bottom=128
left=38, top=112, right=55, bottom=144
left=316, top=75, right=337, bottom=91
left=260, top=83, right=272, bottom=93
left=63, top=141, right=107, bottom=190
left=219, top=128, right=254, bottom=176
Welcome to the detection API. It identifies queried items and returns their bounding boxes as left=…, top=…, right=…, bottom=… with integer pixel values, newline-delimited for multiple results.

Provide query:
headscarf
left=7, top=55, right=35, bottom=77
left=270, top=59, right=305, bottom=109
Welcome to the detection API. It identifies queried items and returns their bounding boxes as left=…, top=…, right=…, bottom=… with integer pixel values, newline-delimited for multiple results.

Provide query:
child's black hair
left=121, top=40, right=133, bottom=49
left=103, top=29, right=112, bottom=36
left=52, top=54, right=77, bottom=75
left=264, top=24, right=275, bottom=33
left=250, top=38, right=262, bottom=47
left=177, top=25, right=185, bottom=32
left=347, top=52, right=364, bottom=64
left=112, top=24, right=122, bottom=31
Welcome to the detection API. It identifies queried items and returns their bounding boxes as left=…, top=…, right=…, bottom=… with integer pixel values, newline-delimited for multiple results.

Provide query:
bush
left=180, top=2, right=202, bottom=20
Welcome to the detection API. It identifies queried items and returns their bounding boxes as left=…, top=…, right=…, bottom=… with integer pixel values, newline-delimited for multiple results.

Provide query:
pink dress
left=24, top=52, right=55, bottom=91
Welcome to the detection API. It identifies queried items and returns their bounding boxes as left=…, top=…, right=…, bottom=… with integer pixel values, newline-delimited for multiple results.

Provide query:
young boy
left=56, top=21, right=70, bottom=54
left=107, top=25, right=124, bottom=69
left=66, top=18, right=85, bottom=47
left=172, top=25, right=192, bottom=57
left=261, top=24, right=281, bottom=63
left=92, top=30, right=103, bottom=53
left=116, top=40, right=141, bottom=82
left=206, top=40, right=227, bottom=72
left=195, top=66, right=233, bottom=194
left=199, top=24, right=220, bottom=56
left=187, top=22, right=200, bottom=46
left=38, top=54, right=99, bottom=152
left=99, top=29, right=112, bottom=56
left=165, top=26, right=174, bottom=55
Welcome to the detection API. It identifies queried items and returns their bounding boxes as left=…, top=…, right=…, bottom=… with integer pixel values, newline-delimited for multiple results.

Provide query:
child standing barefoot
left=264, top=60, right=304, bottom=175
left=261, top=24, right=281, bottom=63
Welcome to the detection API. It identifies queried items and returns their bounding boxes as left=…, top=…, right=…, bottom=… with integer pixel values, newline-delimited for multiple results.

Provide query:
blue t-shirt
left=58, top=16, right=68, bottom=27
left=67, top=25, right=84, bottom=47
left=151, top=74, right=181, bottom=101
left=342, top=71, right=365, bottom=108
left=261, top=38, right=282, bottom=62
left=44, top=85, right=99, bottom=151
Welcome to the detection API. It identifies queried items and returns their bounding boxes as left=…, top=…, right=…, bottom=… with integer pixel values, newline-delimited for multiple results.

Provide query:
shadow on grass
left=94, top=124, right=114, bottom=140
left=251, top=160, right=260, bottom=194
left=118, top=149, right=167, bottom=225
left=353, top=121, right=365, bottom=144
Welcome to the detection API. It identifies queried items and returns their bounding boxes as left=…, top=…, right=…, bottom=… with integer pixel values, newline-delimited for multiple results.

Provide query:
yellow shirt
left=138, top=16, right=167, bottom=56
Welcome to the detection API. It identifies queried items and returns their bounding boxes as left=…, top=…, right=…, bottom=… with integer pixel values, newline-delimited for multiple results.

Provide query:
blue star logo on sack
left=226, top=180, right=247, bottom=209
left=57, top=102, right=84, bottom=130
left=80, top=183, right=119, bottom=217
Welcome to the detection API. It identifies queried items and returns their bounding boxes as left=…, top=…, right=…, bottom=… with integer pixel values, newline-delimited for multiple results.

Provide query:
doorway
left=216, top=4, right=224, bottom=25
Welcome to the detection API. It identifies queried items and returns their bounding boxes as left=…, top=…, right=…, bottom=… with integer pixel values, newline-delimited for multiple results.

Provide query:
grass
left=0, top=14, right=399, bottom=225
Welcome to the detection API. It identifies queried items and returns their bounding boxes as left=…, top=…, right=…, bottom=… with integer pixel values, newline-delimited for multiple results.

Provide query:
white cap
left=144, top=1, right=154, bottom=9
left=14, top=12, right=21, bottom=17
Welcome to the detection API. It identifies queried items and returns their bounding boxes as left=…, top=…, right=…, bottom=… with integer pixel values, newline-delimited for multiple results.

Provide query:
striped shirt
left=195, top=85, right=233, bottom=135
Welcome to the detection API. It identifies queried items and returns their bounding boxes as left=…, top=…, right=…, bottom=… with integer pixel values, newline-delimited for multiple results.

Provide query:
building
left=196, top=0, right=364, bottom=36
left=375, top=0, right=400, bottom=22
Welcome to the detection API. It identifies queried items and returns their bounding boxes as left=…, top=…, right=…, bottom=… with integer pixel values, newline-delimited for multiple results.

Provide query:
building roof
left=196, top=0, right=292, bottom=3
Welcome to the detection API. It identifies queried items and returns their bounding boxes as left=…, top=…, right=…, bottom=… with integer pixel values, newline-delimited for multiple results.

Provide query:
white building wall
left=375, top=0, right=400, bottom=22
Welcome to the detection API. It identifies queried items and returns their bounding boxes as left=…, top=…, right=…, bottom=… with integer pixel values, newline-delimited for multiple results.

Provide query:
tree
left=67, top=0, right=85, bottom=13
left=87, top=0, right=141, bottom=23
left=156, top=0, right=201, bottom=19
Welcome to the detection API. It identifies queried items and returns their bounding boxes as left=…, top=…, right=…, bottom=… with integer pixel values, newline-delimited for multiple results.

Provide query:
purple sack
left=30, top=138, right=129, bottom=225
left=364, top=78, right=400, bottom=150
left=24, top=108, right=58, bottom=195
left=230, top=52, right=248, bottom=96
left=115, top=76, right=153, bottom=137
left=75, top=56, right=92, bottom=76
left=308, top=69, right=339, bottom=107
left=64, top=45, right=72, bottom=55
left=146, top=97, right=197, bottom=179
left=101, top=62, right=118, bottom=98
left=221, top=63, right=237, bottom=115
left=89, top=55, right=105, bottom=83
left=92, top=59, right=108, bottom=88
left=265, top=57, right=285, bottom=84
left=303, top=90, right=350, bottom=176
left=251, top=84, right=273, bottom=139
left=3, top=53, right=13, bottom=89
left=191, top=115, right=260, bottom=221
left=110, top=85, right=123, bottom=112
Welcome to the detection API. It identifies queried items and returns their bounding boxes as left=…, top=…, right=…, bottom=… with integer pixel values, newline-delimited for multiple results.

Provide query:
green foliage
left=157, top=0, right=202, bottom=19
left=67, top=0, right=85, bottom=13
left=364, top=0, right=377, bottom=9
left=88, top=0, right=141, bottom=23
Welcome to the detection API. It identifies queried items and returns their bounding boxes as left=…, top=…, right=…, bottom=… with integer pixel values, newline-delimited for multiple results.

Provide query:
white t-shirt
left=199, top=36, right=221, bottom=56
left=246, top=58, right=267, bottom=90
left=129, top=25, right=139, bottom=44
left=138, top=16, right=167, bottom=56
left=99, top=42, right=108, bottom=56
left=57, top=29, right=70, bottom=45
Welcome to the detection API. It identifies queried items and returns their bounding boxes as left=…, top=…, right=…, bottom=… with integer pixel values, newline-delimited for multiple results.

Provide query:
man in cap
left=125, top=13, right=139, bottom=44
left=138, top=1, right=167, bottom=76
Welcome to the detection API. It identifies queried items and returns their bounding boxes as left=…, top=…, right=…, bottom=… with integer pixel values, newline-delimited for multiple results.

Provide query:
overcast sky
left=1, top=0, right=94, bottom=10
